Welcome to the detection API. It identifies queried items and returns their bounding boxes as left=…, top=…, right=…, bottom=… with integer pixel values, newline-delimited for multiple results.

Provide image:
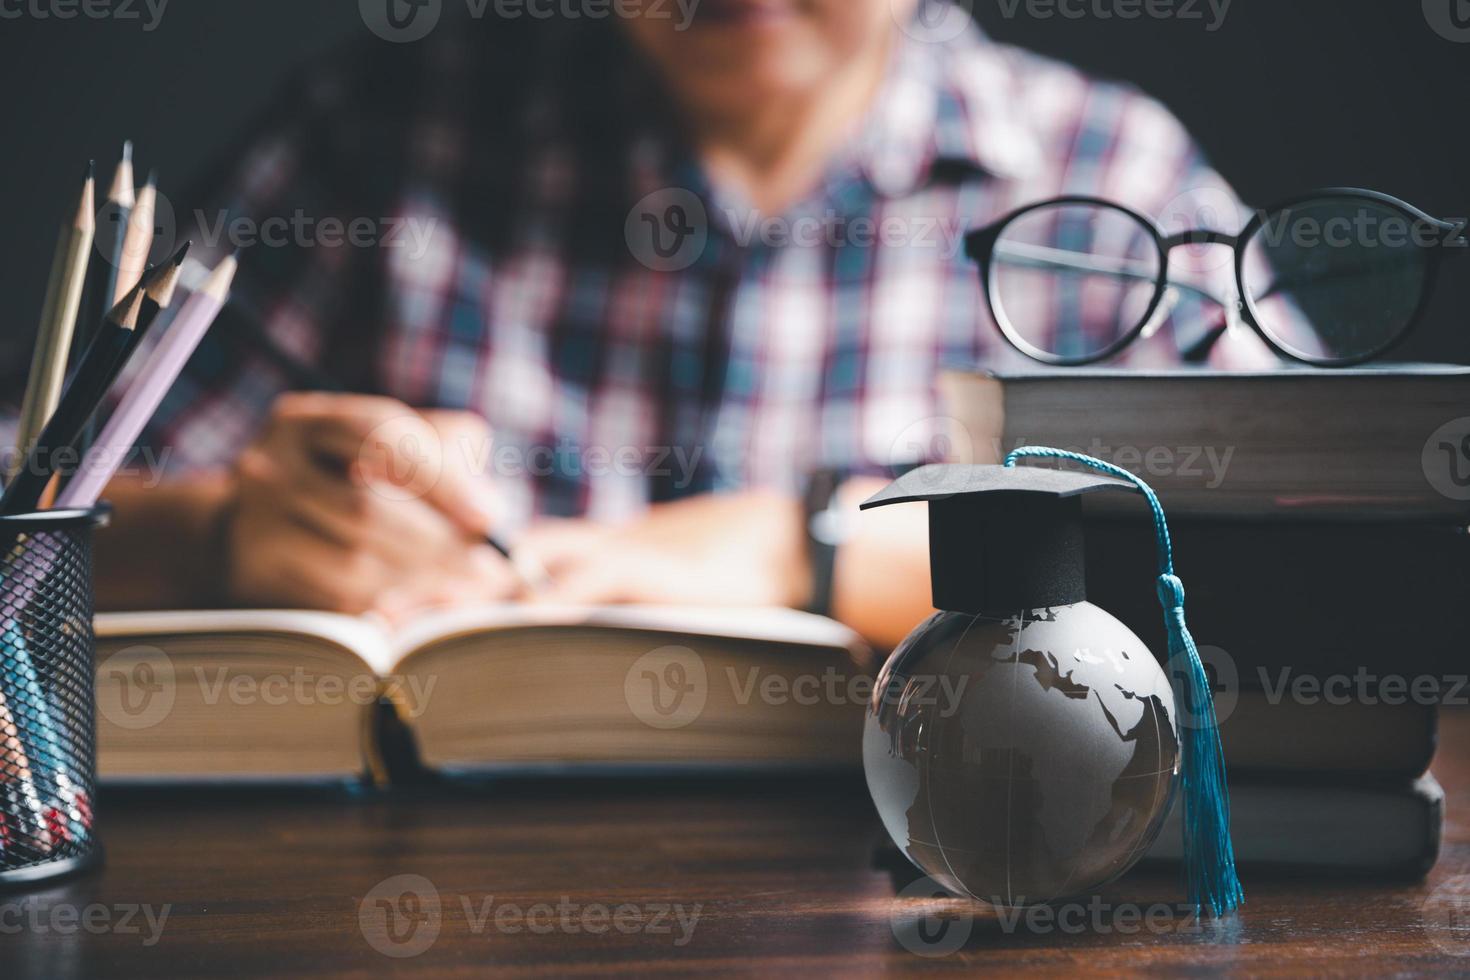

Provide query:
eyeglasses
left=963, top=188, right=1467, bottom=366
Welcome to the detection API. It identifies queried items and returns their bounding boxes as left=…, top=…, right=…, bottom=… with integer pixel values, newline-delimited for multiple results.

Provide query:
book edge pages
left=390, top=604, right=871, bottom=667
left=94, top=609, right=396, bottom=674
left=94, top=609, right=393, bottom=785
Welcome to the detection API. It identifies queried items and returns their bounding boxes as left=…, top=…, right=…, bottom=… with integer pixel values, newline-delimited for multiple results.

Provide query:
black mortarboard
left=860, top=463, right=1139, bottom=615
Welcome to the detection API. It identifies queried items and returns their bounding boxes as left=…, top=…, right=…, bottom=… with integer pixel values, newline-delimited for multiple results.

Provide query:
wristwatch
left=802, top=469, right=850, bottom=617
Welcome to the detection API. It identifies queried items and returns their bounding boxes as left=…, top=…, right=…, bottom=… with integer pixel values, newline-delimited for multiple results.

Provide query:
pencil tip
left=204, top=253, right=241, bottom=300
left=110, top=143, right=137, bottom=206
left=107, top=282, right=147, bottom=329
left=77, top=163, right=97, bottom=227
left=141, top=242, right=192, bottom=308
left=144, top=168, right=158, bottom=189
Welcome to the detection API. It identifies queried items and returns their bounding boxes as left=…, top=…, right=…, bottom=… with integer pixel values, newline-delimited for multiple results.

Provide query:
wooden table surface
left=6, top=712, right=1469, bottom=977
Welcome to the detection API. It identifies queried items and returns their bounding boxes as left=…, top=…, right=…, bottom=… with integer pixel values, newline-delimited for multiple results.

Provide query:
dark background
left=1, top=0, right=1466, bottom=367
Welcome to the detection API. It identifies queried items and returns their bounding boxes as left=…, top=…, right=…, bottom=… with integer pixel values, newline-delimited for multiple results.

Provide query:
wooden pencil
left=6, top=243, right=191, bottom=514
left=9, top=163, right=96, bottom=482
left=2, top=285, right=147, bottom=515
left=41, top=242, right=190, bottom=507
left=112, top=169, right=157, bottom=306
left=72, top=142, right=136, bottom=458
left=135, top=240, right=190, bottom=342
left=58, top=254, right=238, bottom=509
left=0, top=684, right=52, bottom=854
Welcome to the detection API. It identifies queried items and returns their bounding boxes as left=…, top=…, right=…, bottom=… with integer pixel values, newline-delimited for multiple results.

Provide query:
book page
left=94, top=609, right=397, bottom=675
left=94, top=605, right=870, bottom=675
left=389, top=604, right=868, bottom=666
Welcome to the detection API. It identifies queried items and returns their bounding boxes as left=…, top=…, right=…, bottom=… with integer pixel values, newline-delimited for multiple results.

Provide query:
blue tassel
left=1005, top=447, right=1243, bottom=917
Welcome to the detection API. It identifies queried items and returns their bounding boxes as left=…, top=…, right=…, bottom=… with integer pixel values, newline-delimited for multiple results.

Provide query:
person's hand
left=519, top=490, right=811, bottom=608
left=224, top=393, right=520, bottom=619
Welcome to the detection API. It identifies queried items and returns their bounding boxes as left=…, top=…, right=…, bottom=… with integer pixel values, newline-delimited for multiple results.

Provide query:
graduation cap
left=860, top=463, right=1139, bottom=615
left=859, top=452, right=1243, bottom=918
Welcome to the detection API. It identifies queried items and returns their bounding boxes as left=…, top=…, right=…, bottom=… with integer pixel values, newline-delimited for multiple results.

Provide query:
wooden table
left=7, top=712, right=1469, bottom=977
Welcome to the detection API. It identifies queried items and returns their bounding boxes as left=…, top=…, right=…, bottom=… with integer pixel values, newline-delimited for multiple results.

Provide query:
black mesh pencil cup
left=0, top=506, right=107, bottom=886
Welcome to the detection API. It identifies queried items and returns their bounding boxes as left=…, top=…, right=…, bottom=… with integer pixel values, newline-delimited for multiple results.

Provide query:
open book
left=93, top=606, right=872, bottom=784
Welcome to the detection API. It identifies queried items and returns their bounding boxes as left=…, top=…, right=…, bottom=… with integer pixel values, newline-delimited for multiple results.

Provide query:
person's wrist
left=784, top=492, right=815, bottom=611
left=737, top=488, right=812, bottom=610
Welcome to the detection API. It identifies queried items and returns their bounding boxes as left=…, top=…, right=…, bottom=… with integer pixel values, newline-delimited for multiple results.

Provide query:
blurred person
left=94, top=0, right=1266, bottom=648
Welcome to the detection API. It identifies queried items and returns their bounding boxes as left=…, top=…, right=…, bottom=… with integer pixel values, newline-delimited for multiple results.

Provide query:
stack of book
left=943, top=365, right=1466, bottom=876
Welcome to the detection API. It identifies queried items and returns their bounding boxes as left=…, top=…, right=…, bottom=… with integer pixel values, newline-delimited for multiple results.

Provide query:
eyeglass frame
left=962, top=187, right=1468, bottom=367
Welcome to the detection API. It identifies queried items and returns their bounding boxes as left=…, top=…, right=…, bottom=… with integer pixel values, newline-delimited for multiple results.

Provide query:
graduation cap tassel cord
left=1003, top=446, right=1243, bottom=918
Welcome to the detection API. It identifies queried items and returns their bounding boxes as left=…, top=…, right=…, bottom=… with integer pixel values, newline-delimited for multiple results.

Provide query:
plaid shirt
left=145, top=5, right=1268, bottom=530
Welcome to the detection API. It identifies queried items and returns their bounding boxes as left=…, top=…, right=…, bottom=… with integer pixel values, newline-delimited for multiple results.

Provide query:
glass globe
left=864, top=602, right=1179, bottom=908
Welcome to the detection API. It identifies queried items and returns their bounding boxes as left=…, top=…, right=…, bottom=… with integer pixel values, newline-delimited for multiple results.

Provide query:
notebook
left=93, top=606, right=871, bottom=784
left=938, top=365, right=1470, bottom=519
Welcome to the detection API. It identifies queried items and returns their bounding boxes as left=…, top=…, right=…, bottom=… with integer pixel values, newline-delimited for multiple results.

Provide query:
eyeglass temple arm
left=988, top=240, right=1226, bottom=305
left=990, top=240, right=1235, bottom=363
left=993, top=240, right=1442, bottom=362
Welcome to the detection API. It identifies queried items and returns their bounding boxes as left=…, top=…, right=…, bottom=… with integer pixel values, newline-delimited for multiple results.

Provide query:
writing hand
left=224, top=393, right=519, bottom=619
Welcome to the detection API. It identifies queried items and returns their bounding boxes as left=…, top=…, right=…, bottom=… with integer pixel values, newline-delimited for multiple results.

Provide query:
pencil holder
left=0, top=506, right=107, bottom=886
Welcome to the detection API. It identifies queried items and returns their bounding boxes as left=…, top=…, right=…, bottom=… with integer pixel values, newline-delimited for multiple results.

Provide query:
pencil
left=2, top=283, right=149, bottom=515
left=0, top=613, right=78, bottom=847
left=58, top=255, right=238, bottom=509
left=41, top=242, right=190, bottom=507
left=9, top=163, right=96, bottom=483
left=0, top=681, right=51, bottom=854
left=113, top=169, right=157, bottom=307
left=133, top=240, right=192, bottom=346
left=73, top=142, right=136, bottom=457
